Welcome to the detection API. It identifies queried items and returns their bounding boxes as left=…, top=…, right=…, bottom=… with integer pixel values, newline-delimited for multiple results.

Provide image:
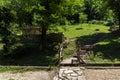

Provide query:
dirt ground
left=1, top=68, right=120, bottom=80
left=0, top=71, right=55, bottom=80
left=84, top=69, right=120, bottom=80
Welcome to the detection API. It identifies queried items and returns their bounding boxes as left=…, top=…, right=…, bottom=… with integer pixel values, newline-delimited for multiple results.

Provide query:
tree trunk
left=41, top=27, right=47, bottom=51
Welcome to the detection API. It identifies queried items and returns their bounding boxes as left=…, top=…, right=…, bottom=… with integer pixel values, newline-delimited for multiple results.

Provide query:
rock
left=53, top=76, right=58, bottom=80
left=64, top=70, right=73, bottom=74
left=72, top=77, right=78, bottom=80
left=71, top=73, right=78, bottom=77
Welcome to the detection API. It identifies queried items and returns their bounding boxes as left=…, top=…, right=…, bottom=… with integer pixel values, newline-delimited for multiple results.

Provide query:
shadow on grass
left=76, top=30, right=120, bottom=61
left=0, top=34, right=62, bottom=66
left=76, top=33, right=107, bottom=45
left=92, top=32, right=120, bottom=60
left=0, top=41, right=59, bottom=66
left=93, top=41, right=120, bottom=60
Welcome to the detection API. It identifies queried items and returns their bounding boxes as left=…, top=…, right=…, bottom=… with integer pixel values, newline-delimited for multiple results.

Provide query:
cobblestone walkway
left=53, top=67, right=86, bottom=80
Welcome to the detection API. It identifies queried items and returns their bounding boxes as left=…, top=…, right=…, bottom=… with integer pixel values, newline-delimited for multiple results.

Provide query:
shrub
left=88, top=20, right=112, bottom=26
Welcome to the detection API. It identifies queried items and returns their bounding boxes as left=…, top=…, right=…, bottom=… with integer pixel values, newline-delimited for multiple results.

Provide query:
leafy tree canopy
left=84, top=0, right=112, bottom=21
left=105, top=0, right=120, bottom=28
left=0, top=0, right=85, bottom=52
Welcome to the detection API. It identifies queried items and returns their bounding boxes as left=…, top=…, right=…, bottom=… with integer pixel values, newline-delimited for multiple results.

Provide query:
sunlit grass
left=63, top=41, right=76, bottom=58
left=55, top=23, right=110, bottom=38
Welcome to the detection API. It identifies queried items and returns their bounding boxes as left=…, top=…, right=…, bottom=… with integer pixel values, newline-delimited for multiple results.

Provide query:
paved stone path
left=53, top=67, right=86, bottom=80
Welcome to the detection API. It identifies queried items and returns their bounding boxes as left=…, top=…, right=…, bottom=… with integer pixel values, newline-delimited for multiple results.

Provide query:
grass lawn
left=55, top=23, right=120, bottom=63
left=0, top=66, right=49, bottom=72
left=63, top=41, right=76, bottom=58
left=55, top=23, right=110, bottom=38
left=90, top=32, right=120, bottom=63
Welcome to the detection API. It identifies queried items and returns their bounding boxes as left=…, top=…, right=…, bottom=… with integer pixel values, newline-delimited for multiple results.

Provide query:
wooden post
left=58, top=43, right=63, bottom=64
left=76, top=42, right=85, bottom=65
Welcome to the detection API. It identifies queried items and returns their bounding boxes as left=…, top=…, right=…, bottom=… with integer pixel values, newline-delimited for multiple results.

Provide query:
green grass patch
left=54, top=23, right=120, bottom=63
left=87, top=51, right=112, bottom=63
left=50, top=23, right=111, bottom=59
left=63, top=41, right=76, bottom=58
left=0, top=66, right=48, bottom=73
left=53, top=23, right=110, bottom=38
left=88, top=32, right=120, bottom=63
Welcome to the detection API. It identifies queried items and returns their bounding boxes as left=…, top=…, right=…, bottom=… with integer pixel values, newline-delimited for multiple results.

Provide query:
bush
left=88, top=20, right=114, bottom=26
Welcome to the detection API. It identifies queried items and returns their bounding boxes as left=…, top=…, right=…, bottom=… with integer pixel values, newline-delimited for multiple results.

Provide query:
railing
left=76, top=42, right=86, bottom=65
left=58, top=43, right=63, bottom=64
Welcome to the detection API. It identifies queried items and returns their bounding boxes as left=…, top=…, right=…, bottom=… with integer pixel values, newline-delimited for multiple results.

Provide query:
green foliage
left=88, top=20, right=113, bottom=26
left=0, top=0, right=84, bottom=53
left=48, top=65, right=55, bottom=70
left=106, top=0, right=120, bottom=27
left=86, top=33, right=120, bottom=63
left=79, top=13, right=87, bottom=23
left=84, top=0, right=115, bottom=22
left=0, top=0, right=119, bottom=64
left=63, top=41, right=76, bottom=58
left=0, top=42, right=59, bottom=65
left=0, top=66, right=45, bottom=73
left=88, top=51, right=111, bottom=63
left=0, top=0, right=11, bottom=7
left=12, top=0, right=84, bottom=28
left=0, top=43, right=3, bottom=50
left=0, top=3, right=19, bottom=54
left=105, top=10, right=115, bottom=24
left=9, top=0, right=85, bottom=51
left=0, top=66, right=22, bottom=72
left=84, top=0, right=106, bottom=20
